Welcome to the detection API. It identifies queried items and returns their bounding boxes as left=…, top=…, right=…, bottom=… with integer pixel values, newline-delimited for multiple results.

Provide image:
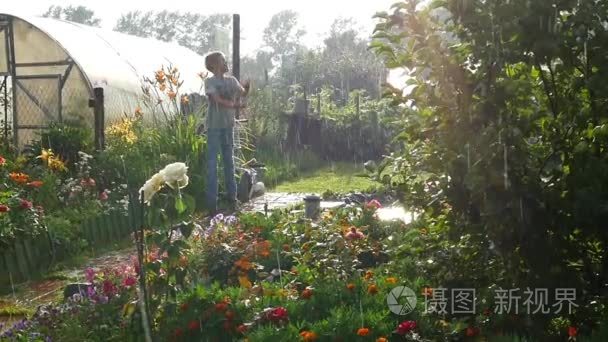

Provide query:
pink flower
left=365, top=199, right=382, bottom=209
left=345, top=226, right=365, bottom=240
left=397, top=320, right=417, bottom=335
left=122, top=276, right=136, bottom=287
left=85, top=268, right=96, bottom=283
left=19, top=199, right=33, bottom=209
left=0, top=156, right=5, bottom=166
left=80, top=178, right=96, bottom=187
left=99, top=190, right=109, bottom=201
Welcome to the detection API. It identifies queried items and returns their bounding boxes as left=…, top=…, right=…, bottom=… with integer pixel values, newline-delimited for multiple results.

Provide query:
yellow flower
left=107, top=118, right=138, bottom=144
left=38, top=149, right=53, bottom=162
left=48, top=157, right=67, bottom=172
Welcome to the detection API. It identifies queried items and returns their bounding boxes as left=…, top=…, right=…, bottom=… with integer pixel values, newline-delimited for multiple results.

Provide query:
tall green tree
left=372, top=0, right=608, bottom=335
left=42, top=5, right=101, bottom=27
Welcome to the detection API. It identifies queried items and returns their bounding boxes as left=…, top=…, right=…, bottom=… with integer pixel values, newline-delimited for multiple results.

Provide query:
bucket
left=303, top=195, right=321, bottom=219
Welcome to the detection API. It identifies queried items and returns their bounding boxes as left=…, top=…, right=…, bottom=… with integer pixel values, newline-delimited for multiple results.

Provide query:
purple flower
left=225, top=215, right=238, bottom=226
left=87, top=285, right=96, bottom=298
left=85, top=267, right=96, bottom=283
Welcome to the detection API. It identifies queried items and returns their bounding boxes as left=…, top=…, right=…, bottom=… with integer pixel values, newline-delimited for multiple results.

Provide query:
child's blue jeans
left=205, top=128, right=237, bottom=210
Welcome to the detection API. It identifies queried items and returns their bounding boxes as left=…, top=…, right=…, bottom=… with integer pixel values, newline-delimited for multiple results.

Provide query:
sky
left=3, top=0, right=397, bottom=56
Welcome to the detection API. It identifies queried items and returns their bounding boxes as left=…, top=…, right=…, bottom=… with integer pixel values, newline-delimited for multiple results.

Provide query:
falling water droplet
left=503, top=144, right=509, bottom=189
left=466, top=143, right=471, bottom=171
left=519, top=197, right=524, bottom=222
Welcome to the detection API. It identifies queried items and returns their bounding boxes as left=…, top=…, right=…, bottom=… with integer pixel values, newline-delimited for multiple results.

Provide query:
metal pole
left=232, top=14, right=241, bottom=119
left=89, top=87, right=105, bottom=150
left=3, top=76, right=7, bottom=141
left=7, top=18, right=18, bottom=147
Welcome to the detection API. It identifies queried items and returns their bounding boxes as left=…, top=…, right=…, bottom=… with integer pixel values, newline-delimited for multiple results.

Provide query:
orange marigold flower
left=9, top=172, right=29, bottom=184
left=301, top=288, right=313, bottom=300
left=367, top=284, right=378, bottom=295
left=376, top=338, right=388, bottom=342
left=234, top=257, right=252, bottom=270
left=386, top=277, right=398, bottom=284
left=300, top=331, right=318, bottom=341
left=346, top=283, right=356, bottom=291
left=364, top=270, right=373, bottom=280
left=357, top=327, right=370, bottom=336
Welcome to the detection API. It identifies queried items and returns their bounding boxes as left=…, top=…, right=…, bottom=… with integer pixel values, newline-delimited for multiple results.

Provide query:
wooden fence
left=0, top=205, right=143, bottom=288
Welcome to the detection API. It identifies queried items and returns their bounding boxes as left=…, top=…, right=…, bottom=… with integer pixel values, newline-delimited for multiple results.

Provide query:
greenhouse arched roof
left=0, top=12, right=208, bottom=145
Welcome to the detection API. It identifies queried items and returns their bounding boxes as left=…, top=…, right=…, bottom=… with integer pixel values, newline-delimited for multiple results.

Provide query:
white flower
left=140, top=170, right=166, bottom=203
left=162, top=162, right=189, bottom=189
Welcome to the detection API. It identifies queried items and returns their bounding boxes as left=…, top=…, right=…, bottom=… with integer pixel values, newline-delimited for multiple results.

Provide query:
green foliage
left=371, top=0, right=608, bottom=337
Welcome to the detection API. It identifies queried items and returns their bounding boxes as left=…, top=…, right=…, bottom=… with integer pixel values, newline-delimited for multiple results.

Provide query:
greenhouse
left=0, top=12, right=206, bottom=147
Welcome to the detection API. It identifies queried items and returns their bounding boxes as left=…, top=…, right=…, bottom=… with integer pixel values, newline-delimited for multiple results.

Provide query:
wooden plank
left=5, top=247, right=20, bottom=285
left=23, top=239, right=37, bottom=275
left=14, top=241, right=30, bottom=282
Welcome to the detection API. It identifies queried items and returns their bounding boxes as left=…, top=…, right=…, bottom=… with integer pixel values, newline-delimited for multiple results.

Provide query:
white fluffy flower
left=162, top=162, right=189, bottom=189
left=140, top=170, right=166, bottom=203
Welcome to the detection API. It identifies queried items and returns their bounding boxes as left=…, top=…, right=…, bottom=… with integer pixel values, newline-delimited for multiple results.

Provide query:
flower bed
left=3, top=195, right=604, bottom=341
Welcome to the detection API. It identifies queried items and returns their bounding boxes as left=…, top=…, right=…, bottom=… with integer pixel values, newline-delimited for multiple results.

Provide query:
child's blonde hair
left=205, top=51, right=225, bottom=72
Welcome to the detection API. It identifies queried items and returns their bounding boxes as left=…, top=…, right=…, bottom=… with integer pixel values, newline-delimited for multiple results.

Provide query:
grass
left=271, top=162, right=379, bottom=194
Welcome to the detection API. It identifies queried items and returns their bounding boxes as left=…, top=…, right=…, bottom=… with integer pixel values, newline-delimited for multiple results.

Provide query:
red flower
left=19, top=199, right=33, bottom=209
left=27, top=180, right=44, bottom=188
left=301, top=288, right=313, bottom=299
left=102, top=279, right=117, bottom=296
left=188, top=320, right=200, bottom=331
left=0, top=205, right=9, bottom=213
left=300, top=330, right=319, bottom=341
left=357, top=327, right=370, bottom=336
left=215, top=302, right=228, bottom=312
left=465, top=327, right=480, bottom=337
left=397, top=320, right=417, bottom=335
left=266, top=307, right=289, bottom=323
left=122, top=276, right=136, bottom=287
left=236, top=324, right=248, bottom=334
left=568, top=326, right=577, bottom=337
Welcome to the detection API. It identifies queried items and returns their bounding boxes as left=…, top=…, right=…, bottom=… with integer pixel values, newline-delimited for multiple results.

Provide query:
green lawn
left=271, top=162, right=378, bottom=193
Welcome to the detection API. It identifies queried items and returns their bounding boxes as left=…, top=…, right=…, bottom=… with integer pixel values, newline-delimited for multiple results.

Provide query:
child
left=203, top=51, right=250, bottom=213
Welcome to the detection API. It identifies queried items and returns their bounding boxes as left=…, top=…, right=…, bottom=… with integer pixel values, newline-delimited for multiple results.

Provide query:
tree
left=262, top=10, right=306, bottom=65
left=42, top=5, right=101, bottom=27
left=114, top=11, right=231, bottom=55
left=372, top=0, right=608, bottom=335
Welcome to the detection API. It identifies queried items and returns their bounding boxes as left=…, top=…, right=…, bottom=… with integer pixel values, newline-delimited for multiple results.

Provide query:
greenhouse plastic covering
left=0, top=13, right=211, bottom=145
